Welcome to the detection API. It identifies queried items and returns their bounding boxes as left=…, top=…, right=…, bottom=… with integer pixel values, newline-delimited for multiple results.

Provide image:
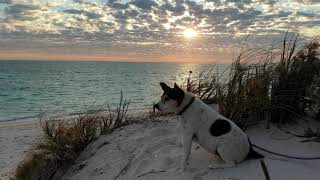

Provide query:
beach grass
left=185, top=32, right=320, bottom=128
left=15, top=92, right=135, bottom=180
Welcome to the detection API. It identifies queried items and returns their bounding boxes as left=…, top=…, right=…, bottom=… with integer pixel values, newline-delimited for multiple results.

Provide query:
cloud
left=5, top=4, right=39, bottom=14
left=291, top=0, right=320, bottom=5
left=0, top=0, right=12, bottom=4
left=107, top=1, right=129, bottom=10
left=4, top=3, right=41, bottom=21
left=129, top=0, right=158, bottom=10
left=160, top=1, right=186, bottom=16
left=63, top=9, right=102, bottom=19
left=0, top=0, right=319, bottom=61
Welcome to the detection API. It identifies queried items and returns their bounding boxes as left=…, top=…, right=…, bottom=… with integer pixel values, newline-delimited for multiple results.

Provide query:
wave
left=0, top=115, right=39, bottom=122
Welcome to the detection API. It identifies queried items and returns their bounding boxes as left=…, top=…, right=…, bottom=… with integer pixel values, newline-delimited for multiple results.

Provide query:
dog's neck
left=175, top=92, right=195, bottom=115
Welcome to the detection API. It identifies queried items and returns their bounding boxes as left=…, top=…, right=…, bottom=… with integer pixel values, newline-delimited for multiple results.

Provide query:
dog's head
left=154, top=82, right=184, bottom=113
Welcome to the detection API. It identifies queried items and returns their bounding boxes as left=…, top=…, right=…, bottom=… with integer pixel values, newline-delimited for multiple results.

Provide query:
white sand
left=62, top=117, right=320, bottom=180
left=0, top=119, right=40, bottom=179
left=1, top=116, right=320, bottom=180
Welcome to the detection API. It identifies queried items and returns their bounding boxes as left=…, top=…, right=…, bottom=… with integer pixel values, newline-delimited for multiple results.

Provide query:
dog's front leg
left=177, top=117, right=184, bottom=147
left=180, top=128, right=193, bottom=172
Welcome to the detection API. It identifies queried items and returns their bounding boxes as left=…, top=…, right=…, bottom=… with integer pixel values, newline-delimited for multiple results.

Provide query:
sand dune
left=1, top=117, right=320, bottom=180
left=62, top=117, right=320, bottom=180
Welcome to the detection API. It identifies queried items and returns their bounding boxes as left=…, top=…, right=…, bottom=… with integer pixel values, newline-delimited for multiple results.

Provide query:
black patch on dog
left=209, top=119, right=231, bottom=136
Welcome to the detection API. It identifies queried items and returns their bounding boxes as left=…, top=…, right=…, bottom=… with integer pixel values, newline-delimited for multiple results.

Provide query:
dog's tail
left=247, top=138, right=264, bottom=159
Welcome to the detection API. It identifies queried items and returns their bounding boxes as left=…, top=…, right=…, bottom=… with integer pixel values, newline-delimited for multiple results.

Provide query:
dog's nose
left=153, top=103, right=160, bottom=110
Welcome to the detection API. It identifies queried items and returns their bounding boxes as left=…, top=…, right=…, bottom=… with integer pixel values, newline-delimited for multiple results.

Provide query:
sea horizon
left=0, top=60, right=228, bottom=122
left=0, top=59, right=226, bottom=64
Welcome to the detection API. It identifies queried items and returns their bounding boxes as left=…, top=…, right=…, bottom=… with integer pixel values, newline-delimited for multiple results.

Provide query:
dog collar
left=176, top=96, right=195, bottom=115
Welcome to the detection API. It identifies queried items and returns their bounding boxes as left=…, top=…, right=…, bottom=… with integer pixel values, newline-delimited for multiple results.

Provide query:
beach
left=0, top=119, right=40, bottom=179
left=2, top=116, right=320, bottom=180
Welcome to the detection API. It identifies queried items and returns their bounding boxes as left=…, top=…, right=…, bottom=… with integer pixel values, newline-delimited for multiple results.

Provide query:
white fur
left=158, top=91, right=250, bottom=171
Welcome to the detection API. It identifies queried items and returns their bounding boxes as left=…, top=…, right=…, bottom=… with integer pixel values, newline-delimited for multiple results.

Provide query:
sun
left=183, top=28, right=197, bottom=39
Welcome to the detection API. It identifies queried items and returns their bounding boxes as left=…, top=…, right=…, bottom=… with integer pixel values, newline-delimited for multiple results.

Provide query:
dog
left=154, top=82, right=263, bottom=171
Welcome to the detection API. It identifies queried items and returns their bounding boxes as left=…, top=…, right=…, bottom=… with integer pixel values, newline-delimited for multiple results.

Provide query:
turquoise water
left=0, top=61, right=214, bottom=121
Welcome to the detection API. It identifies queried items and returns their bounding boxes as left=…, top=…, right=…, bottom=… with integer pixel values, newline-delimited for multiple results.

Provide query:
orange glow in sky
left=0, top=0, right=319, bottom=62
left=0, top=50, right=230, bottom=63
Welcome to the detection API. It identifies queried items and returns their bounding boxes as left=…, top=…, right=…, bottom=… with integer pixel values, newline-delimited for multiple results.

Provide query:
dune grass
left=306, top=72, right=320, bottom=120
left=15, top=92, right=135, bottom=180
left=15, top=114, right=99, bottom=180
left=185, top=33, right=320, bottom=128
left=271, top=34, right=320, bottom=123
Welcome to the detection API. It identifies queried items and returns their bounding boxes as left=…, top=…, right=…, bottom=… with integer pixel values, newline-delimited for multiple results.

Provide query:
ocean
left=0, top=60, right=226, bottom=121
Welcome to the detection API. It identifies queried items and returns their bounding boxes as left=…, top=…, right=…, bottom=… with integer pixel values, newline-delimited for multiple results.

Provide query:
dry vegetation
left=185, top=33, right=320, bottom=129
left=15, top=92, right=141, bottom=180
left=306, top=73, right=320, bottom=121
left=271, top=34, right=320, bottom=123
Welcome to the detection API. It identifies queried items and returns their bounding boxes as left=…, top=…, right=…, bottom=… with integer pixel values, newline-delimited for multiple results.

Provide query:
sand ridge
left=62, top=117, right=320, bottom=180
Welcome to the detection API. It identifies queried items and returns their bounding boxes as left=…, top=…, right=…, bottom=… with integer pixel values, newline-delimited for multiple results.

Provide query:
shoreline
left=0, top=106, right=153, bottom=123
left=0, top=115, right=39, bottom=123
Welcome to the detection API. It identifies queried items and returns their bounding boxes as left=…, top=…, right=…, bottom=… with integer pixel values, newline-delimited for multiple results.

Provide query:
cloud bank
left=0, top=0, right=319, bottom=62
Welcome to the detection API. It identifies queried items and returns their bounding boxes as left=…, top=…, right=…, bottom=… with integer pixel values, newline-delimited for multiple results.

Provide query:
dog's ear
left=174, top=83, right=182, bottom=91
left=160, top=82, right=171, bottom=92
left=174, top=83, right=184, bottom=106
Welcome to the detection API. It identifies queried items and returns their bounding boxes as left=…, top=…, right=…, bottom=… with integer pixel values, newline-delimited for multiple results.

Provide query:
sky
left=0, top=0, right=319, bottom=62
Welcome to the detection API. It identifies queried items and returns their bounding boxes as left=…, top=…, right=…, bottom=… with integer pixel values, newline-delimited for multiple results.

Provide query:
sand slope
left=62, top=117, right=320, bottom=180
left=0, top=119, right=40, bottom=179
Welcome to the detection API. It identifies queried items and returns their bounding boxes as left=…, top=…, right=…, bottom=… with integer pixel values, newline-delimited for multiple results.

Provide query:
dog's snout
left=154, top=103, right=160, bottom=110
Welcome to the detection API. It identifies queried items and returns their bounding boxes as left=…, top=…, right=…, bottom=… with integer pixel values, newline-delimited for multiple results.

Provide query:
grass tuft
left=271, top=34, right=320, bottom=123
left=15, top=92, right=133, bottom=180
left=99, top=90, right=131, bottom=134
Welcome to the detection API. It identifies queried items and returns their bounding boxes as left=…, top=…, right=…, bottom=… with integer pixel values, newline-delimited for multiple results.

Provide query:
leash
left=252, top=143, right=320, bottom=160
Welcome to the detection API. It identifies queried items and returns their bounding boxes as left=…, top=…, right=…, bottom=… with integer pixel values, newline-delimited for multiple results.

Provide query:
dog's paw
left=208, top=164, right=219, bottom=169
left=177, top=161, right=188, bottom=173
left=173, top=165, right=185, bottom=174
left=208, top=164, right=225, bottom=169
left=208, top=162, right=235, bottom=169
left=177, top=167, right=185, bottom=173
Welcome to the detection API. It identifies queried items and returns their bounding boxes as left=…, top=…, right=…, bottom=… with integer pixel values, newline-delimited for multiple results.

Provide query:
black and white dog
left=154, top=82, right=263, bottom=171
